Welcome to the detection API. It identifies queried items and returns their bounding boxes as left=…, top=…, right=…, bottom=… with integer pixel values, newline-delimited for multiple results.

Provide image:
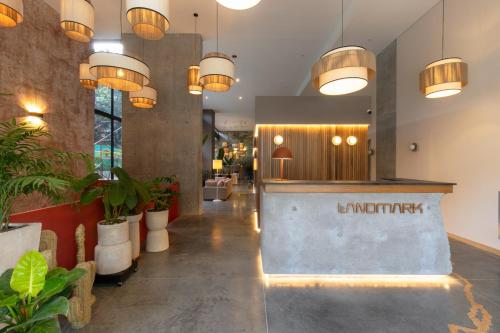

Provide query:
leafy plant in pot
left=0, top=250, right=86, bottom=333
left=0, top=119, right=89, bottom=273
left=144, top=176, right=178, bottom=253
left=73, top=167, right=149, bottom=276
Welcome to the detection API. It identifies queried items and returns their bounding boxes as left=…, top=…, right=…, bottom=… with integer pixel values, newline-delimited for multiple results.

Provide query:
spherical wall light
left=312, top=46, right=376, bottom=96
left=199, top=52, right=235, bottom=92
left=332, top=136, right=342, bottom=146
left=129, top=86, right=157, bottom=109
left=0, top=0, right=22, bottom=27
left=79, top=63, right=97, bottom=89
left=273, top=135, right=284, bottom=145
left=126, top=0, right=170, bottom=40
left=420, top=58, right=468, bottom=98
left=60, top=0, right=95, bottom=43
left=347, top=136, right=358, bottom=146
left=89, top=52, right=150, bottom=92
left=216, top=0, right=261, bottom=10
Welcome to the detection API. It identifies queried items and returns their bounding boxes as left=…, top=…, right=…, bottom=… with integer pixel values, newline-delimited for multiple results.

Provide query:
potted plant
left=73, top=167, right=148, bottom=275
left=144, top=176, right=178, bottom=253
left=0, top=119, right=88, bottom=273
left=0, top=251, right=86, bottom=332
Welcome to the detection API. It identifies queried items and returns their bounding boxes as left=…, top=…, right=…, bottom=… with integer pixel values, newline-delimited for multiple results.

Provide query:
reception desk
left=260, top=179, right=455, bottom=276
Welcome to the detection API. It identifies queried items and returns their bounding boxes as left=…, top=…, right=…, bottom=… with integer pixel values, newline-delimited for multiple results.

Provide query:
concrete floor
left=63, top=184, right=500, bottom=333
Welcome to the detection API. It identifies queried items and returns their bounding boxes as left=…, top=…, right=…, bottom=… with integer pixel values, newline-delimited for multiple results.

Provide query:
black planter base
left=95, top=260, right=138, bottom=287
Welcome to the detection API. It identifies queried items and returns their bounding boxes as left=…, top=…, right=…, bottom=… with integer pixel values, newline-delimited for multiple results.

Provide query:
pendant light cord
left=119, top=0, right=123, bottom=40
left=441, top=0, right=445, bottom=59
left=341, top=0, right=344, bottom=47
left=216, top=4, right=219, bottom=53
left=193, top=14, right=198, bottom=63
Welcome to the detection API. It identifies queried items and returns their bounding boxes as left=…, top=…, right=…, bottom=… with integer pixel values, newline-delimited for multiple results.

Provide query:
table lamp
left=213, top=159, right=223, bottom=176
left=272, top=147, right=293, bottom=180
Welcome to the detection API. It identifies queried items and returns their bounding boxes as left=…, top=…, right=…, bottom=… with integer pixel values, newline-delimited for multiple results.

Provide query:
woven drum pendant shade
left=89, top=52, right=150, bottom=92
left=126, top=0, right=170, bottom=40
left=129, top=86, right=157, bottom=109
left=420, top=57, right=468, bottom=99
left=79, top=63, right=97, bottom=89
left=188, top=65, right=202, bottom=95
left=311, top=46, right=376, bottom=96
left=0, top=0, right=23, bottom=27
left=199, top=52, right=235, bottom=92
left=60, top=0, right=95, bottom=43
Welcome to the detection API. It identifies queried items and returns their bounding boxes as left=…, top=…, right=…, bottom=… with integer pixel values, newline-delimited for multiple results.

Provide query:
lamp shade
left=60, top=0, right=95, bottom=43
left=199, top=52, right=235, bottom=92
left=129, top=86, right=157, bottom=109
left=312, top=46, right=376, bottom=96
left=272, top=147, right=293, bottom=160
left=216, top=0, right=261, bottom=10
left=126, top=0, right=170, bottom=40
left=420, top=58, right=468, bottom=98
left=79, top=63, right=97, bottom=89
left=187, top=65, right=202, bottom=95
left=89, top=52, right=150, bottom=92
left=213, top=160, right=223, bottom=170
left=0, top=0, right=22, bottom=27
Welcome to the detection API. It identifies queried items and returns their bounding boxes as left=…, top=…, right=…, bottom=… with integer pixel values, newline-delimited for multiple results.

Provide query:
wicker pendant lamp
left=188, top=13, right=202, bottom=95
left=126, top=0, right=170, bottom=40
left=311, top=0, right=375, bottom=96
left=79, top=62, right=97, bottom=89
left=420, top=0, right=468, bottom=98
left=0, top=0, right=23, bottom=27
left=60, top=0, right=95, bottom=43
left=216, top=0, right=261, bottom=10
left=199, top=4, right=235, bottom=93
left=129, top=85, right=157, bottom=108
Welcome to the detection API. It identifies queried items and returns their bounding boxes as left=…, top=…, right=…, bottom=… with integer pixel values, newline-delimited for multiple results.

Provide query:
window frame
left=94, top=87, right=122, bottom=179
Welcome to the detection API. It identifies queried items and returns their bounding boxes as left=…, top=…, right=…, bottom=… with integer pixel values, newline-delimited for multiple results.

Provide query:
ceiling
left=45, top=0, right=440, bottom=131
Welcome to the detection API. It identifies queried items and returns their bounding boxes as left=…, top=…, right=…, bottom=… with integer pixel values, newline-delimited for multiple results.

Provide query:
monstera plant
left=0, top=251, right=85, bottom=333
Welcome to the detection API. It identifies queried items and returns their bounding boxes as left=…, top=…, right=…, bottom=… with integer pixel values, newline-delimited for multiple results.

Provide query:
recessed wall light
left=238, top=96, right=243, bottom=100
left=347, top=136, right=358, bottom=146
left=236, top=78, right=240, bottom=83
left=205, top=96, right=208, bottom=100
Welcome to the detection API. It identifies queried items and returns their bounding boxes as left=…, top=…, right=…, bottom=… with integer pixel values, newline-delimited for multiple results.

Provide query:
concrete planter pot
left=95, top=220, right=132, bottom=275
left=145, top=209, right=169, bottom=253
left=0, top=223, right=42, bottom=274
left=127, top=212, right=143, bottom=260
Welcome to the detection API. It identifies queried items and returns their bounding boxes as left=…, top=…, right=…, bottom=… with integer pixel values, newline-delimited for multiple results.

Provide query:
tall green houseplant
left=0, top=119, right=89, bottom=231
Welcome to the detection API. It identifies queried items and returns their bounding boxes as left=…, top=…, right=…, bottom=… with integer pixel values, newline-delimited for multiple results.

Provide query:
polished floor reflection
left=63, top=184, right=499, bottom=333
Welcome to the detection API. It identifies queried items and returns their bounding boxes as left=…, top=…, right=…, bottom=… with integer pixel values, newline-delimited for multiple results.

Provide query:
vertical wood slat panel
left=258, top=125, right=369, bottom=181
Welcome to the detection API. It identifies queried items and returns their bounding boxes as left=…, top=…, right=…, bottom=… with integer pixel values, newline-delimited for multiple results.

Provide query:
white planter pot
left=0, top=223, right=42, bottom=274
left=95, top=220, right=132, bottom=275
left=127, top=213, right=143, bottom=260
left=145, top=210, right=169, bottom=252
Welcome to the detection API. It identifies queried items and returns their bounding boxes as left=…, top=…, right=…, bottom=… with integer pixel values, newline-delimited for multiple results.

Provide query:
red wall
left=10, top=182, right=180, bottom=269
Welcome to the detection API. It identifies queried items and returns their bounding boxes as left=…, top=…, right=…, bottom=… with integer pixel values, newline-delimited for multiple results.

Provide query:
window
left=94, top=86, right=122, bottom=179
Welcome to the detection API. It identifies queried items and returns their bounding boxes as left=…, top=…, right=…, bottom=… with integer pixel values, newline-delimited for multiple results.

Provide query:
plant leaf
left=10, top=251, right=48, bottom=298
left=4, top=297, right=67, bottom=333
left=0, top=270, right=14, bottom=296
left=65, top=268, right=86, bottom=285
left=28, top=318, right=60, bottom=333
left=0, top=294, right=17, bottom=307
left=36, top=277, right=67, bottom=301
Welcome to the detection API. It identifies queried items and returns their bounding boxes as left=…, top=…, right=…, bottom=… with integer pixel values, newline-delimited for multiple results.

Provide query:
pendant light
left=199, top=4, right=235, bottom=93
left=0, top=0, right=23, bottom=27
left=79, top=62, right=97, bottom=89
left=311, top=0, right=375, bottom=95
left=130, top=86, right=157, bottom=108
left=60, top=0, right=95, bottom=43
left=187, top=13, right=202, bottom=95
left=216, top=0, right=261, bottom=10
left=88, top=1, right=150, bottom=92
left=420, top=0, right=468, bottom=98
left=126, top=0, right=170, bottom=40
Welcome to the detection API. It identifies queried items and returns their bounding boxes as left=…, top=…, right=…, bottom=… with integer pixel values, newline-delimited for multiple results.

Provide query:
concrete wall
left=122, top=34, right=203, bottom=215
left=376, top=41, right=397, bottom=179
left=395, top=0, right=500, bottom=249
left=0, top=0, right=93, bottom=213
left=255, top=96, right=371, bottom=125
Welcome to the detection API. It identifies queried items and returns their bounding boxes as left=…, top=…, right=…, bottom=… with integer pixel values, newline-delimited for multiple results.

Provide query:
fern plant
left=0, top=119, right=89, bottom=231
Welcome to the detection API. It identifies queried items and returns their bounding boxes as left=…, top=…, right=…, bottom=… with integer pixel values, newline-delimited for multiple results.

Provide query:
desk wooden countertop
left=261, top=178, right=456, bottom=194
